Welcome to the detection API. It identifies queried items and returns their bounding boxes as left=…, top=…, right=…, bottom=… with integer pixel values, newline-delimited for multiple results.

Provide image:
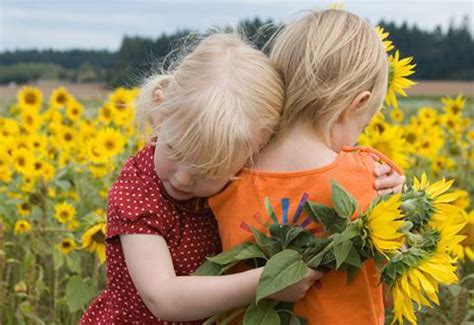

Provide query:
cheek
left=195, top=180, right=229, bottom=197
left=154, top=154, right=174, bottom=180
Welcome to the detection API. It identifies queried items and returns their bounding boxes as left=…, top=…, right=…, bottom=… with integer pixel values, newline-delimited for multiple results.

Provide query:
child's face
left=153, top=138, right=239, bottom=201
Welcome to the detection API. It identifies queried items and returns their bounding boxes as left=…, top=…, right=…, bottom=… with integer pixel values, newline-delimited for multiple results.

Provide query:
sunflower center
left=18, top=157, right=26, bottom=167
left=60, top=211, right=69, bottom=219
left=25, top=93, right=37, bottom=105
left=105, top=140, right=115, bottom=151
left=92, top=230, right=106, bottom=244
left=406, top=133, right=416, bottom=144
left=57, top=94, right=67, bottom=104
left=34, top=162, right=42, bottom=170
left=26, top=116, right=34, bottom=125
left=64, top=133, right=73, bottom=142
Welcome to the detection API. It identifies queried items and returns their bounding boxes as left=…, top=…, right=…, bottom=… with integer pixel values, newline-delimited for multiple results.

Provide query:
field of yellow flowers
left=1, top=27, right=474, bottom=323
left=1, top=84, right=473, bottom=324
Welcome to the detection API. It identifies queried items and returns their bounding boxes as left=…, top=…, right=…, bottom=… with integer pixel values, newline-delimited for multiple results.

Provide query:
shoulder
left=341, top=146, right=404, bottom=175
left=106, top=144, right=177, bottom=237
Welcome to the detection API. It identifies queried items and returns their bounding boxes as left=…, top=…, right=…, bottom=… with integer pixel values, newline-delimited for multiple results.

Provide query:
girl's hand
left=373, top=161, right=405, bottom=196
left=268, top=269, right=324, bottom=302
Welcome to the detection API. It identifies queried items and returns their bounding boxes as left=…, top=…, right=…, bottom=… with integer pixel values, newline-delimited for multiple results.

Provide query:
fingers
left=374, top=162, right=392, bottom=177
left=375, top=171, right=405, bottom=191
left=307, top=269, right=325, bottom=281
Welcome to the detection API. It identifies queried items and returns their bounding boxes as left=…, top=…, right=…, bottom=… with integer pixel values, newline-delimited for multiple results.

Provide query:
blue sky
left=1, top=0, right=473, bottom=51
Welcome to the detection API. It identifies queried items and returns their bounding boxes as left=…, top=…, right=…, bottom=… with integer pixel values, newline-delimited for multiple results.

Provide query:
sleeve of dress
left=106, top=163, right=174, bottom=239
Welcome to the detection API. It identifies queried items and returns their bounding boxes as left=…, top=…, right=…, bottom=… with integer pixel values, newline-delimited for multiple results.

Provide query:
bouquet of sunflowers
left=195, top=174, right=466, bottom=324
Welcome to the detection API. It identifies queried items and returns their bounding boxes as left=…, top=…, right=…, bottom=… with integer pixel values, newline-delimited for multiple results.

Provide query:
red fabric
left=80, top=144, right=222, bottom=325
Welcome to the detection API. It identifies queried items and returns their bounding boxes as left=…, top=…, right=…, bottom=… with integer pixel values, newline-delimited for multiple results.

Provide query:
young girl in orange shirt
left=210, top=9, right=400, bottom=325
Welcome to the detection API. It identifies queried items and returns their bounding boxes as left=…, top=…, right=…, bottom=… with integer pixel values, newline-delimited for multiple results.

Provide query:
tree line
left=0, top=17, right=472, bottom=86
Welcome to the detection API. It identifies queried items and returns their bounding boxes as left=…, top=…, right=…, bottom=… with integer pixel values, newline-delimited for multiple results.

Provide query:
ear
left=349, top=91, right=372, bottom=113
left=339, top=91, right=372, bottom=122
left=152, top=88, right=164, bottom=105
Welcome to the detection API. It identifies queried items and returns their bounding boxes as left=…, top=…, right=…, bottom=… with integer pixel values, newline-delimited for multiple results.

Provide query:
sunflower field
left=0, top=28, right=473, bottom=324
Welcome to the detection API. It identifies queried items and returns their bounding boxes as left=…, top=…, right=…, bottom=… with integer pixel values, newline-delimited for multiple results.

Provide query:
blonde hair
left=269, top=9, right=388, bottom=135
left=137, top=33, right=284, bottom=177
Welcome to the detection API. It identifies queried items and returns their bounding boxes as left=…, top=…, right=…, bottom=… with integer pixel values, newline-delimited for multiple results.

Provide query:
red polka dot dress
left=80, top=143, right=222, bottom=324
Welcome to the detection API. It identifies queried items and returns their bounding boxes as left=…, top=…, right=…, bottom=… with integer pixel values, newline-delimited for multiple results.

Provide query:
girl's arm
left=121, top=234, right=321, bottom=322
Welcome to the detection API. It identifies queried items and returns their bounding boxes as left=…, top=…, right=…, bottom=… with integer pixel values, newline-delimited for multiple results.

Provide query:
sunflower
left=390, top=108, right=404, bottom=123
left=375, top=26, right=395, bottom=53
left=89, top=162, right=113, bottom=178
left=108, top=87, right=133, bottom=113
left=81, top=223, right=107, bottom=263
left=0, top=148, right=13, bottom=182
left=12, top=147, right=35, bottom=175
left=21, top=175, right=37, bottom=193
left=456, top=211, right=474, bottom=261
left=14, top=219, right=32, bottom=235
left=55, top=238, right=78, bottom=255
left=450, top=190, right=470, bottom=210
left=96, top=128, right=126, bottom=158
left=42, top=163, right=55, bottom=182
left=54, top=202, right=76, bottom=224
left=358, top=124, right=409, bottom=168
left=29, top=134, right=48, bottom=154
left=67, top=220, right=79, bottom=232
left=98, top=103, right=114, bottom=125
left=55, top=126, right=77, bottom=152
left=441, top=95, right=465, bottom=115
left=439, top=113, right=462, bottom=133
left=66, top=100, right=84, bottom=122
left=417, top=106, right=438, bottom=126
left=0, top=117, right=20, bottom=138
left=17, top=86, right=43, bottom=110
left=385, top=51, right=416, bottom=109
left=50, top=87, right=72, bottom=109
left=21, top=110, right=42, bottom=133
left=430, top=156, right=455, bottom=174
left=408, top=173, right=466, bottom=232
left=362, top=194, right=404, bottom=255
left=17, top=202, right=31, bottom=216
left=389, top=250, right=458, bottom=325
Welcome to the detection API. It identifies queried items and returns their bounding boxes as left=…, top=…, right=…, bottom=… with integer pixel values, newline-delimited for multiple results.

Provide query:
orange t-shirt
left=209, top=146, right=402, bottom=325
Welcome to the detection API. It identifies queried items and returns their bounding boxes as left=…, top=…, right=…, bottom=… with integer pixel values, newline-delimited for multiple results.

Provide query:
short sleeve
left=106, top=167, right=175, bottom=239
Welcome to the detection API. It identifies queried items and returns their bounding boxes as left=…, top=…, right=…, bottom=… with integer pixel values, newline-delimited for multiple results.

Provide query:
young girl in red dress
left=80, top=32, right=404, bottom=324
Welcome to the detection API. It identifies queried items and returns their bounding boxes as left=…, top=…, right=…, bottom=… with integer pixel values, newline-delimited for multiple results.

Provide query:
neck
left=254, top=123, right=338, bottom=172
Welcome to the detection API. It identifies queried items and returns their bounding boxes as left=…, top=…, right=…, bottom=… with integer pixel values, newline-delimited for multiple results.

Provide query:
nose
left=174, top=169, right=194, bottom=187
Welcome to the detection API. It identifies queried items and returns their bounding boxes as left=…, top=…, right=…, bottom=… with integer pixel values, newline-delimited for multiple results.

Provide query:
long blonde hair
left=137, top=33, right=284, bottom=177
left=270, top=9, right=388, bottom=136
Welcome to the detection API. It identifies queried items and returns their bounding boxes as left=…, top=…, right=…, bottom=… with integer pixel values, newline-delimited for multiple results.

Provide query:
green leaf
left=193, top=260, right=238, bottom=276
left=54, top=179, right=71, bottom=191
left=66, top=254, right=82, bottom=273
left=206, top=243, right=252, bottom=265
left=344, top=247, right=362, bottom=268
left=256, top=249, right=308, bottom=303
left=306, top=202, right=347, bottom=233
left=65, top=275, right=96, bottom=312
left=52, top=249, right=64, bottom=271
left=269, top=224, right=307, bottom=250
left=346, top=265, right=360, bottom=284
left=333, top=240, right=353, bottom=269
left=205, top=243, right=267, bottom=266
left=330, top=180, right=358, bottom=219
left=249, top=225, right=281, bottom=258
left=243, top=300, right=280, bottom=325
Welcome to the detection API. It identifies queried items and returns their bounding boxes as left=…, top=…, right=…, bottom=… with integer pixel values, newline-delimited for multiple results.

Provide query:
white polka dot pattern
left=80, top=144, right=222, bottom=324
